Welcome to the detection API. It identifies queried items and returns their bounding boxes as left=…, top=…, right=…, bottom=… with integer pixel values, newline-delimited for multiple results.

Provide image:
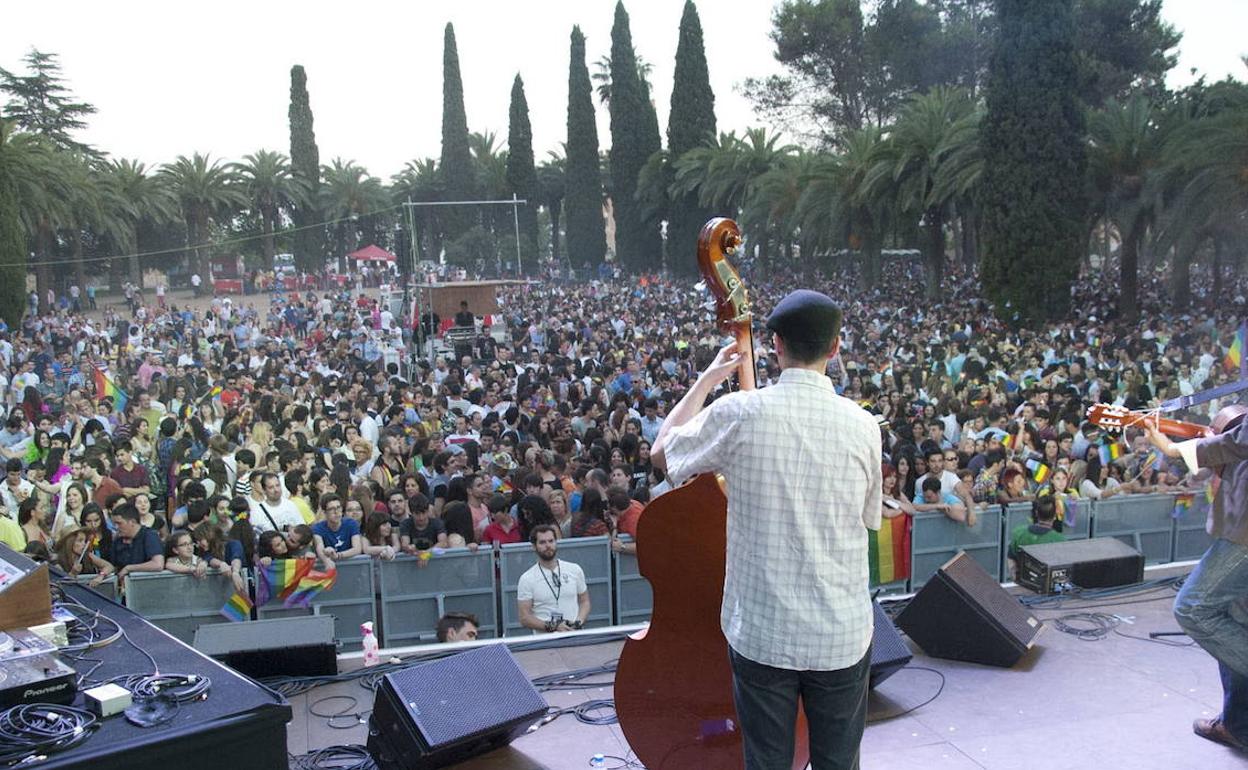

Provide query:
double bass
left=614, top=218, right=810, bottom=769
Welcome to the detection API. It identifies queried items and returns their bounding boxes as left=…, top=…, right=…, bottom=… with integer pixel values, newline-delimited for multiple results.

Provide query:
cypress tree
left=979, top=0, right=1087, bottom=324
left=666, top=0, right=717, bottom=275
left=0, top=140, right=25, bottom=328
left=608, top=1, right=661, bottom=273
left=288, top=65, right=324, bottom=273
left=506, top=74, right=540, bottom=271
left=565, top=26, right=607, bottom=269
left=440, top=23, right=476, bottom=242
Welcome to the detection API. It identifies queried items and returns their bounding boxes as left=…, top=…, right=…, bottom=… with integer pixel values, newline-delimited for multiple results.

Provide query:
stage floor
left=285, top=566, right=1246, bottom=769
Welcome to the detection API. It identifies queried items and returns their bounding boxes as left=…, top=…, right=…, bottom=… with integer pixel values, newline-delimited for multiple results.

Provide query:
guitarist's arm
left=1147, top=418, right=1247, bottom=473
left=651, top=341, right=742, bottom=473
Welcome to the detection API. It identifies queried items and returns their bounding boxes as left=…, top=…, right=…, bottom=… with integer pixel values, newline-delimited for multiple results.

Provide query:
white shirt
left=250, top=497, right=304, bottom=533
left=517, top=559, right=586, bottom=632
left=664, top=368, right=882, bottom=671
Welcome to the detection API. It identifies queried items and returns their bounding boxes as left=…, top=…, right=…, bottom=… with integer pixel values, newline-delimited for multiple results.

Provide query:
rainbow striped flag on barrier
left=284, top=567, right=339, bottom=609
left=255, top=558, right=312, bottom=607
left=219, top=590, right=254, bottom=622
left=92, top=363, right=128, bottom=412
left=869, top=515, right=911, bottom=585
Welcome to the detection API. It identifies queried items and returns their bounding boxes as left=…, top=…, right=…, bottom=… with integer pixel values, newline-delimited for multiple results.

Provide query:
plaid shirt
left=664, top=367, right=882, bottom=671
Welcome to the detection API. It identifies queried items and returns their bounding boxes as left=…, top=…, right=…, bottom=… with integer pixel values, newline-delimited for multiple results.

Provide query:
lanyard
left=539, top=561, right=561, bottom=602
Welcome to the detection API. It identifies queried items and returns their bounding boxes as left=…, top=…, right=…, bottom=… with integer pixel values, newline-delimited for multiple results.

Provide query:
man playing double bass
left=652, top=290, right=882, bottom=770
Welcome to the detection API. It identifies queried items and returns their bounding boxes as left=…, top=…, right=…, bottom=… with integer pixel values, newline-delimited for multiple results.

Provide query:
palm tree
left=160, top=153, right=244, bottom=282
left=319, top=158, right=387, bottom=272
left=1087, top=95, right=1173, bottom=321
left=233, top=150, right=307, bottom=270
left=592, top=54, right=653, bottom=105
left=537, top=152, right=566, bottom=268
left=391, top=158, right=443, bottom=264
left=0, top=120, right=70, bottom=320
left=866, top=87, right=977, bottom=298
left=103, top=158, right=177, bottom=285
left=741, top=150, right=819, bottom=277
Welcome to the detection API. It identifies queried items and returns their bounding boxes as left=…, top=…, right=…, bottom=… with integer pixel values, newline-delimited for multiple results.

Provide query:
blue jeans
left=1174, top=538, right=1248, bottom=741
left=728, top=647, right=870, bottom=770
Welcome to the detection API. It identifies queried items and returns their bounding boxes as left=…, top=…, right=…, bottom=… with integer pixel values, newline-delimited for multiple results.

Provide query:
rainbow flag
left=283, top=567, right=339, bottom=608
left=868, top=515, right=911, bottom=585
left=207, top=385, right=223, bottom=400
left=255, top=558, right=312, bottom=607
left=219, top=590, right=254, bottom=622
left=92, top=364, right=128, bottom=412
left=1002, top=433, right=1015, bottom=449
left=1172, top=493, right=1194, bottom=520
left=1099, top=440, right=1123, bottom=466
left=1224, top=321, right=1246, bottom=372
left=1139, top=449, right=1161, bottom=474
left=1026, top=458, right=1051, bottom=484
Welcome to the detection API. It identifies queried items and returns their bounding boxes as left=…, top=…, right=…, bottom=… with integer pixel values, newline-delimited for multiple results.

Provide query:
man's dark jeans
left=729, top=647, right=870, bottom=770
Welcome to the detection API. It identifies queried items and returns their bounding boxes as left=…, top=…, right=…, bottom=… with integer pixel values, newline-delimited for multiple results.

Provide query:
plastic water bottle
left=361, top=621, right=380, bottom=667
left=589, top=754, right=606, bottom=768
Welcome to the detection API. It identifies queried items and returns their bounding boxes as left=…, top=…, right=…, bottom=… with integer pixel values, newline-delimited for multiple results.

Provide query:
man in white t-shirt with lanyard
left=517, top=525, right=590, bottom=633
left=250, top=472, right=304, bottom=533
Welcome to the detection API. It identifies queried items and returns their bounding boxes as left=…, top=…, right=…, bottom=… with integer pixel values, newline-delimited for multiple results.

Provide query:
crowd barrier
left=613, top=537, right=652, bottom=625
left=73, top=574, right=118, bottom=602
left=911, top=506, right=1004, bottom=587
left=93, top=493, right=1214, bottom=650
left=377, top=549, right=498, bottom=645
left=124, top=570, right=237, bottom=644
left=1001, top=500, right=1091, bottom=578
left=256, top=557, right=376, bottom=652
left=1089, top=493, right=1175, bottom=565
left=498, top=536, right=613, bottom=636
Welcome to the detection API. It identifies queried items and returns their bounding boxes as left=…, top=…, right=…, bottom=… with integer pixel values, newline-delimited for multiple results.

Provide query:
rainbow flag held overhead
left=219, top=590, right=254, bottom=622
left=869, top=514, right=911, bottom=585
left=1099, top=440, right=1124, bottom=467
left=1224, top=321, right=1246, bottom=372
left=1002, top=432, right=1016, bottom=450
left=92, top=364, right=128, bottom=412
left=1026, top=458, right=1051, bottom=484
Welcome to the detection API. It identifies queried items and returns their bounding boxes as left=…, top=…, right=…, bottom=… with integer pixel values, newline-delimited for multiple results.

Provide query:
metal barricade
left=1001, top=498, right=1091, bottom=579
left=910, top=505, right=1004, bottom=588
left=255, top=557, right=376, bottom=652
left=377, top=549, right=498, bottom=645
left=1090, top=493, right=1176, bottom=564
left=612, top=536, right=651, bottom=624
left=74, top=574, right=118, bottom=603
left=123, top=570, right=237, bottom=644
left=498, top=537, right=613, bottom=636
left=1172, top=494, right=1215, bottom=562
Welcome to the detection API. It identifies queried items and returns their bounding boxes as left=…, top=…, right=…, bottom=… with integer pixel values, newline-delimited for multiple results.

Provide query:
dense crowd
left=0, top=255, right=1243, bottom=597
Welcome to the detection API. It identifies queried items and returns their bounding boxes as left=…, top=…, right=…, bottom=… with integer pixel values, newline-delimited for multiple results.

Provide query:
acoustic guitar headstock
left=1086, top=403, right=1132, bottom=433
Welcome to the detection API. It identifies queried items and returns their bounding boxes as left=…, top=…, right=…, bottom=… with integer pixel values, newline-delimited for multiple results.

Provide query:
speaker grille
left=942, top=553, right=1040, bottom=646
left=869, top=599, right=911, bottom=688
left=386, top=644, right=547, bottom=750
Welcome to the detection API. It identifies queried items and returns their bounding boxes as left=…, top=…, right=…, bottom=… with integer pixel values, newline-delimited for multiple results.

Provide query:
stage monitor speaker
left=367, top=644, right=548, bottom=770
left=192, top=615, right=337, bottom=678
left=0, top=544, right=52, bottom=632
left=1017, top=537, right=1144, bottom=595
left=869, top=599, right=911, bottom=689
left=896, top=552, right=1042, bottom=668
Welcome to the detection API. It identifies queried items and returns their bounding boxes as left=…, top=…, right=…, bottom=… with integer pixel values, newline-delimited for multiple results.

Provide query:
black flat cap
left=765, top=289, right=842, bottom=343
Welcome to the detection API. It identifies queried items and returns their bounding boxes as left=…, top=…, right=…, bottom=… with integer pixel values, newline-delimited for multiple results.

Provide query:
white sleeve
left=1176, top=440, right=1201, bottom=473
left=516, top=571, right=534, bottom=602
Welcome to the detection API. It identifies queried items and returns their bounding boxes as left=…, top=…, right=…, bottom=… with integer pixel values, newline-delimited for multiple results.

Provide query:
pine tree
left=565, top=26, right=607, bottom=269
left=506, top=75, right=540, bottom=271
left=666, top=0, right=717, bottom=275
left=440, top=23, right=476, bottom=242
left=979, top=0, right=1087, bottom=324
left=608, top=2, right=661, bottom=273
left=0, top=50, right=95, bottom=154
left=0, top=133, right=25, bottom=328
left=288, top=65, right=324, bottom=273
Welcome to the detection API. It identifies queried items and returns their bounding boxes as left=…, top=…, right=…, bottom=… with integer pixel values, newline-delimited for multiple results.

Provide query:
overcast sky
left=3, top=0, right=1246, bottom=180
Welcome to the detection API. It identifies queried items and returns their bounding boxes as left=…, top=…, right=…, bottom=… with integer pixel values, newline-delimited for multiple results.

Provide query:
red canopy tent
left=346, top=244, right=396, bottom=263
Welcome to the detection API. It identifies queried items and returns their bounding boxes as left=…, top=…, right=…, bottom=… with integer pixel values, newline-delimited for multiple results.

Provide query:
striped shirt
left=664, top=367, right=882, bottom=671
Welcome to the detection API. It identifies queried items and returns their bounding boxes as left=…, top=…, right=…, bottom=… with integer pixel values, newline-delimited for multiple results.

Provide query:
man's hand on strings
left=698, top=340, right=743, bottom=390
